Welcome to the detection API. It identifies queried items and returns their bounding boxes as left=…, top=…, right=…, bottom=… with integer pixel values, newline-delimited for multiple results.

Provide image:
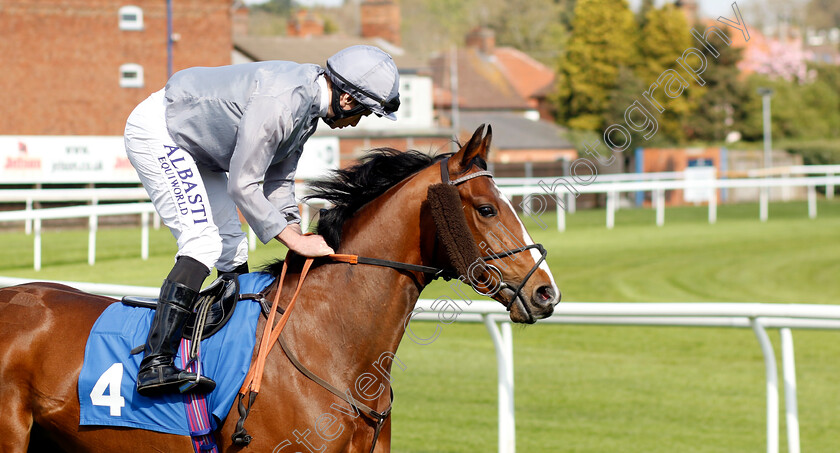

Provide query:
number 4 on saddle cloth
left=78, top=272, right=274, bottom=439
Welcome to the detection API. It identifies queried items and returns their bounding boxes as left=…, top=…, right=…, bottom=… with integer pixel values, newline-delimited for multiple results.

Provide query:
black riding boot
left=136, top=279, right=216, bottom=397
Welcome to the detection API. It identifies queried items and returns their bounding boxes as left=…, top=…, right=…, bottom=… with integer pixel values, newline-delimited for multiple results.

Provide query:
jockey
left=124, top=45, right=400, bottom=397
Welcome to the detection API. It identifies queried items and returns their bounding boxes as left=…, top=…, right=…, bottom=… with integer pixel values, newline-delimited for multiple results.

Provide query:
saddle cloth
left=78, top=272, right=275, bottom=435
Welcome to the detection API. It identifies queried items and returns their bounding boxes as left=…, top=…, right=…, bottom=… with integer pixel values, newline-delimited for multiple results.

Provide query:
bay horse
left=0, top=125, right=559, bottom=452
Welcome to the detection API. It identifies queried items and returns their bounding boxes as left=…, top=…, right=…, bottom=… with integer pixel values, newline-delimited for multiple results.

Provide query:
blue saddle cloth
left=78, top=272, right=275, bottom=435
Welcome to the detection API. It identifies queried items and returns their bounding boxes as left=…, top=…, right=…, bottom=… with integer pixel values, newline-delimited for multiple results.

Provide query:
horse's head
left=302, top=124, right=559, bottom=323
left=426, top=124, right=560, bottom=324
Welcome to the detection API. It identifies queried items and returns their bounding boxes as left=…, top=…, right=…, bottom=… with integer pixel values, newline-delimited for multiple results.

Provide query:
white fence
left=0, top=276, right=837, bottom=453
left=2, top=172, right=839, bottom=270
left=500, top=175, right=840, bottom=231
left=0, top=187, right=153, bottom=234
left=0, top=203, right=157, bottom=270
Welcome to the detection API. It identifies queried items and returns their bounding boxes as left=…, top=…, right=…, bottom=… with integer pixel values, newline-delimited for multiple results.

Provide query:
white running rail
left=3, top=174, right=840, bottom=270
left=499, top=175, right=840, bottom=231
left=1, top=276, right=836, bottom=453
left=0, top=203, right=156, bottom=270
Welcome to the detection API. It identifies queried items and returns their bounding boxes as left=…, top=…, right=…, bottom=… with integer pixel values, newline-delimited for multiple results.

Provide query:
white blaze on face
left=492, top=180, right=559, bottom=299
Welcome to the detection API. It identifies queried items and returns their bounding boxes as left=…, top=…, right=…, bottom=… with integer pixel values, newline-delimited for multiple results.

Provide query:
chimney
left=232, top=2, right=249, bottom=37
left=466, top=27, right=495, bottom=56
left=360, top=0, right=401, bottom=46
left=287, top=9, right=324, bottom=38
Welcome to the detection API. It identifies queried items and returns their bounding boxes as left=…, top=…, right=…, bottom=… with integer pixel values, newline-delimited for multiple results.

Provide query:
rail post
left=88, top=196, right=98, bottom=266
left=780, top=328, right=800, bottom=453
left=708, top=187, right=717, bottom=224
left=25, top=198, right=33, bottom=235
left=141, top=211, right=149, bottom=260
left=556, top=202, right=565, bottom=232
left=655, top=189, right=665, bottom=227
left=751, top=318, right=779, bottom=453
left=760, top=187, right=769, bottom=222
left=484, top=315, right=515, bottom=453
left=34, top=218, right=42, bottom=271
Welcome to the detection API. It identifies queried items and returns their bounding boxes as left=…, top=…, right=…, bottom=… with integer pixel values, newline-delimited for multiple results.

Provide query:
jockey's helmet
left=325, top=45, right=400, bottom=122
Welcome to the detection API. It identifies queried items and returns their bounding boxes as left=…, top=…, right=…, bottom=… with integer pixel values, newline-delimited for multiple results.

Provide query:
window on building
left=119, top=64, right=144, bottom=88
left=400, top=80, right=412, bottom=120
left=119, top=6, right=143, bottom=31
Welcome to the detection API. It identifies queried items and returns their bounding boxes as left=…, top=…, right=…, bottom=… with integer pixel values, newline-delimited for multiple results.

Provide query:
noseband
left=431, top=157, right=549, bottom=311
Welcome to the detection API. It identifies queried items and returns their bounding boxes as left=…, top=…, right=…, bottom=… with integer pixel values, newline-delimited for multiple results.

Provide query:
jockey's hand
left=276, top=224, right=335, bottom=257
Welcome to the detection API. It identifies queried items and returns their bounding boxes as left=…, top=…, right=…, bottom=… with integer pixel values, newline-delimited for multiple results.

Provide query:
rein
left=231, top=255, right=392, bottom=452
left=328, top=253, right=458, bottom=281
left=232, top=257, right=313, bottom=446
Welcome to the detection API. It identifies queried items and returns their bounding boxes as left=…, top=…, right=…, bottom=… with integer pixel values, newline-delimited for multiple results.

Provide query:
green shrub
left=782, top=140, right=840, bottom=165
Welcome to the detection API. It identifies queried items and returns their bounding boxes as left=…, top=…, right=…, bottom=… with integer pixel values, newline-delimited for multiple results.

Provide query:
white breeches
left=124, top=90, right=248, bottom=272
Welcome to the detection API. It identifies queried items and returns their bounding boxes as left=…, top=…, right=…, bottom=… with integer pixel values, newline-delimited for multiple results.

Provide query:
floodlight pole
left=450, top=45, right=460, bottom=152
left=757, top=88, right=773, bottom=169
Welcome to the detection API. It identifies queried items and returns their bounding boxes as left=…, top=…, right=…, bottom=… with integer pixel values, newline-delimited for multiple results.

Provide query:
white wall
left=356, top=74, right=434, bottom=131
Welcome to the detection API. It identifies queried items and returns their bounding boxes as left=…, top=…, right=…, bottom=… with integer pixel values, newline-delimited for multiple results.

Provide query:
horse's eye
left=477, top=205, right=496, bottom=218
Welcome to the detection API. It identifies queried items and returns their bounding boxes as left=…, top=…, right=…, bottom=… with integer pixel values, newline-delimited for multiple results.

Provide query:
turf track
left=1, top=200, right=838, bottom=452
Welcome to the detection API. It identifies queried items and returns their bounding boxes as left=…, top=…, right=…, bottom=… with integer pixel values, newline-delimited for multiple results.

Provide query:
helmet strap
left=323, top=86, right=369, bottom=127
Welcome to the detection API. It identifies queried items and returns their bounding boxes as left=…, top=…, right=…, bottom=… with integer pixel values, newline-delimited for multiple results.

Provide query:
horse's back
left=0, top=282, right=113, bottom=349
left=0, top=283, right=114, bottom=452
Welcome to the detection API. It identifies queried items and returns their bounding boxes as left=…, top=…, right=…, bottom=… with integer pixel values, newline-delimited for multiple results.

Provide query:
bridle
left=329, top=156, right=549, bottom=310
left=434, top=156, right=549, bottom=312
left=231, top=155, right=550, bottom=451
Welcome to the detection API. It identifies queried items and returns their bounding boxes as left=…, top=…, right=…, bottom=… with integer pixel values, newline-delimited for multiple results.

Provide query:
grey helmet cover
left=325, top=45, right=400, bottom=122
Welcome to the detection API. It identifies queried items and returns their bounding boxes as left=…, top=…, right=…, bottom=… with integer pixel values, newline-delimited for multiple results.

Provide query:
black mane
left=261, top=147, right=488, bottom=276
left=306, top=148, right=449, bottom=249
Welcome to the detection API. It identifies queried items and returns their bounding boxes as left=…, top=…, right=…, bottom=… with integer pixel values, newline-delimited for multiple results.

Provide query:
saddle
left=122, top=274, right=241, bottom=340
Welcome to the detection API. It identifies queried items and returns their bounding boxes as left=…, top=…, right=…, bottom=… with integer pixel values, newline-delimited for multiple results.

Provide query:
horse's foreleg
left=0, top=388, right=33, bottom=453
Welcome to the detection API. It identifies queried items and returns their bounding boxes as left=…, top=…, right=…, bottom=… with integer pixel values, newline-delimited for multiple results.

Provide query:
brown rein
left=231, top=253, right=394, bottom=451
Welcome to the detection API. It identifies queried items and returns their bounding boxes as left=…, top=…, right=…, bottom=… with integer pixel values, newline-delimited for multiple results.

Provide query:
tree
left=604, top=66, right=645, bottom=139
left=805, top=0, right=840, bottom=29
left=401, top=0, right=574, bottom=63
left=636, top=0, right=655, bottom=29
left=740, top=70, right=840, bottom=142
left=486, top=0, right=569, bottom=63
left=637, top=4, right=697, bottom=143
left=689, top=28, right=750, bottom=142
left=401, top=0, right=491, bottom=58
left=253, top=0, right=294, bottom=15
left=551, top=0, right=639, bottom=131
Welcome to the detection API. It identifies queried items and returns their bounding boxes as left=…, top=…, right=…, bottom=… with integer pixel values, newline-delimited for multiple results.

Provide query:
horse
left=0, top=124, right=559, bottom=452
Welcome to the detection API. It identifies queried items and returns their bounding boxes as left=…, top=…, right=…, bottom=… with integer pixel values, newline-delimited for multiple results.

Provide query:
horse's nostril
left=535, top=285, right=554, bottom=303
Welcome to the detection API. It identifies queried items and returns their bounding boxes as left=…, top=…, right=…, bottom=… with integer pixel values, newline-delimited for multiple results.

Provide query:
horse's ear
left=451, top=124, right=490, bottom=174
left=479, top=125, right=493, bottom=156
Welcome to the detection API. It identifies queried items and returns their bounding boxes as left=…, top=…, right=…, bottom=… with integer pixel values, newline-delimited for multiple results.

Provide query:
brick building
left=1, top=0, right=233, bottom=136
left=430, top=27, right=576, bottom=163
left=359, top=0, right=400, bottom=46
left=234, top=0, right=453, bottom=168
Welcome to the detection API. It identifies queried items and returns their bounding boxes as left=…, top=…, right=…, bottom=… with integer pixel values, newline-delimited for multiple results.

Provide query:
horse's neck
left=282, top=177, right=431, bottom=390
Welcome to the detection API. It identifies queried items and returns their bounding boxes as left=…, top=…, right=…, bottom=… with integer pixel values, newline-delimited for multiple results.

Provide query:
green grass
left=2, top=200, right=840, bottom=452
